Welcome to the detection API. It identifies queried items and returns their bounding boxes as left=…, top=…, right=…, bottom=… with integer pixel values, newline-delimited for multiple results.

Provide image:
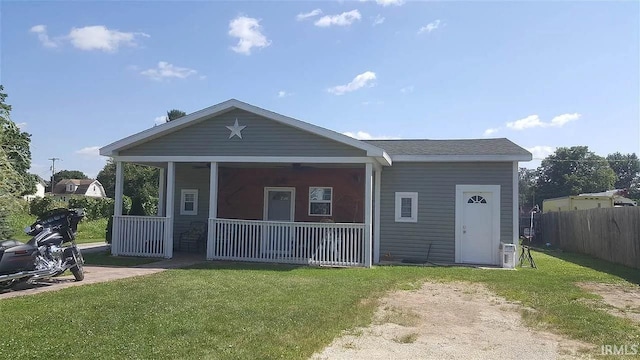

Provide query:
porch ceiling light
left=226, top=118, right=247, bottom=139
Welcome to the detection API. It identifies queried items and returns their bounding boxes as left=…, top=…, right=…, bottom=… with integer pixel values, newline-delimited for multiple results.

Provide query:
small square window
left=309, top=187, right=332, bottom=216
left=180, top=189, right=198, bottom=215
left=395, top=192, right=418, bottom=223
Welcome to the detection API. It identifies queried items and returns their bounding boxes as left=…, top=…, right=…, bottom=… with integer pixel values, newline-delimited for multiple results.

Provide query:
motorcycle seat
left=0, top=240, right=23, bottom=250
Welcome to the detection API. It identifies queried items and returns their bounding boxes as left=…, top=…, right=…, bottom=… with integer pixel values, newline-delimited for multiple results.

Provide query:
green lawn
left=8, top=212, right=107, bottom=244
left=0, top=251, right=638, bottom=359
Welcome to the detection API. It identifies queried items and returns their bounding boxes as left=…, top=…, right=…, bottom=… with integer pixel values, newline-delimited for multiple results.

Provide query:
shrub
left=129, top=196, right=145, bottom=216
left=0, top=197, right=12, bottom=239
left=69, top=197, right=115, bottom=220
left=143, top=197, right=158, bottom=217
left=28, top=197, right=68, bottom=217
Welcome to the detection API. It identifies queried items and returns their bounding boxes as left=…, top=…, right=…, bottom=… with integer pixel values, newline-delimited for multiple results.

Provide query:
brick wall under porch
left=217, top=166, right=366, bottom=223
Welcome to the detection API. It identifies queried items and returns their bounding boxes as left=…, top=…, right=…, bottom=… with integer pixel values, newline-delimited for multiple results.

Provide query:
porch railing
left=207, top=218, right=366, bottom=267
left=113, top=215, right=169, bottom=258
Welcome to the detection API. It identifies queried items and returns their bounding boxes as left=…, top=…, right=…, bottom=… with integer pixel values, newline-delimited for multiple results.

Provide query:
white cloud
left=506, top=115, right=544, bottom=130
left=400, top=85, right=414, bottom=93
left=16, top=122, right=27, bottom=130
left=228, top=16, right=271, bottom=55
left=483, top=127, right=501, bottom=136
left=30, top=25, right=58, bottom=48
left=550, top=113, right=581, bottom=127
left=372, top=14, right=385, bottom=26
left=296, top=9, right=323, bottom=21
left=360, top=0, right=405, bottom=6
left=315, top=10, right=361, bottom=27
left=526, top=146, right=555, bottom=160
left=140, top=61, right=198, bottom=81
left=75, top=146, right=102, bottom=158
left=30, top=24, right=148, bottom=52
left=154, top=115, right=168, bottom=125
left=67, top=25, right=149, bottom=52
left=376, top=0, right=404, bottom=6
left=418, top=20, right=441, bottom=34
left=343, top=131, right=399, bottom=140
left=328, top=71, right=376, bottom=95
left=277, top=90, right=292, bottom=98
left=506, top=113, right=581, bottom=130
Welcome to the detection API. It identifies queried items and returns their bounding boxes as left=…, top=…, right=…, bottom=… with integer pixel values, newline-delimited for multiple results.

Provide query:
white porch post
left=374, top=166, right=382, bottom=264
left=112, top=161, right=124, bottom=256
left=164, top=162, right=175, bottom=258
left=207, top=162, right=218, bottom=260
left=512, top=161, right=519, bottom=252
left=157, top=168, right=165, bottom=217
left=364, top=163, right=373, bottom=267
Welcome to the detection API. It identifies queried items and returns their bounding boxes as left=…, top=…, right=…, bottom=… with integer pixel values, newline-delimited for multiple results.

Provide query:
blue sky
left=2, top=0, right=638, bottom=179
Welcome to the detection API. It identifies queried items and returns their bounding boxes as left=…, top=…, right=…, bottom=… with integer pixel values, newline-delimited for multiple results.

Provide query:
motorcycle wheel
left=70, top=248, right=84, bottom=282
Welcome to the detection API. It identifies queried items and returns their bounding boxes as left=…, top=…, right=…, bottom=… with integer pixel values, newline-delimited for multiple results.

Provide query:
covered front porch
left=110, top=160, right=381, bottom=267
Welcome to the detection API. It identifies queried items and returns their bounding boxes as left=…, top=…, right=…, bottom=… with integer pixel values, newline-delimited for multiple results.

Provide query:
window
left=395, top=192, right=418, bottom=223
left=309, top=187, right=332, bottom=216
left=467, top=195, right=487, bottom=204
left=67, top=184, right=75, bottom=192
left=180, top=189, right=198, bottom=215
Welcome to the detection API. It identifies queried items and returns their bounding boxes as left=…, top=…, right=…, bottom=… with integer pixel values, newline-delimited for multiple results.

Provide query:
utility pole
left=48, top=157, right=61, bottom=193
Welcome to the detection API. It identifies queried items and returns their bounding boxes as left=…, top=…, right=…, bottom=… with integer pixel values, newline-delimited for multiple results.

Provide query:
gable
left=118, top=109, right=367, bottom=157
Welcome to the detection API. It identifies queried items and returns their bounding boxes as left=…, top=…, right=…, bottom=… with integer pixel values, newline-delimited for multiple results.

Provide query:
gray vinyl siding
left=120, top=109, right=366, bottom=157
left=172, top=164, right=210, bottom=249
left=379, top=162, right=513, bottom=264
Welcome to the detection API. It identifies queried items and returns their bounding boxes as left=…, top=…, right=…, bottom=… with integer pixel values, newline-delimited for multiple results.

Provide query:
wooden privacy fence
left=539, top=207, right=640, bottom=269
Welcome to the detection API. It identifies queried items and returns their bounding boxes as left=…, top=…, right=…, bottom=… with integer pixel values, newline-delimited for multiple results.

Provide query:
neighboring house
left=100, top=99, right=532, bottom=267
left=51, top=179, right=106, bottom=201
left=580, top=189, right=637, bottom=207
left=23, top=176, right=47, bottom=201
left=543, top=190, right=637, bottom=213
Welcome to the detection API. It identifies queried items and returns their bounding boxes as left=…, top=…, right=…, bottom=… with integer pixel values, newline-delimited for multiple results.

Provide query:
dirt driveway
left=312, top=282, right=594, bottom=360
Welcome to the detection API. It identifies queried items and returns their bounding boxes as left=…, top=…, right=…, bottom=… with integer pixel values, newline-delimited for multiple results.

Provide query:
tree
left=0, top=85, right=35, bottom=196
left=52, top=170, right=89, bottom=186
left=97, top=159, right=159, bottom=200
left=629, top=174, right=640, bottom=201
left=166, top=109, right=186, bottom=122
left=518, top=168, right=537, bottom=211
left=536, top=146, right=616, bottom=201
left=0, top=146, right=23, bottom=239
left=606, top=152, right=639, bottom=190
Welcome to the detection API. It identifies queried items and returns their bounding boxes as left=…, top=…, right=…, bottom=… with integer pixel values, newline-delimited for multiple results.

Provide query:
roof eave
left=392, top=154, right=533, bottom=162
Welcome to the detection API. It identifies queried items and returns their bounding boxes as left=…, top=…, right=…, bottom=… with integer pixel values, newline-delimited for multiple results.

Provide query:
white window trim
left=308, top=186, right=333, bottom=216
left=395, top=192, right=418, bottom=223
left=180, top=189, right=198, bottom=216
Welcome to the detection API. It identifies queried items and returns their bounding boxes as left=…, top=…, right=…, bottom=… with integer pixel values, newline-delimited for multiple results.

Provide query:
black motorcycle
left=0, top=208, right=85, bottom=289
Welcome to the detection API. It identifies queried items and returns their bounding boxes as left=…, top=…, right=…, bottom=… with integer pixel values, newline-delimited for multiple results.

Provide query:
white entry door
left=455, top=185, right=500, bottom=265
left=263, top=188, right=295, bottom=255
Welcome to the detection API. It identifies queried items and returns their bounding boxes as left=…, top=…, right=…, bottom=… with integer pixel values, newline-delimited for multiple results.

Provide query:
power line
left=531, top=158, right=640, bottom=162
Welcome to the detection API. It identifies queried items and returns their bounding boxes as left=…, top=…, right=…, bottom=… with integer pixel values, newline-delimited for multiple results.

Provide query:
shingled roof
left=364, top=138, right=531, bottom=157
left=52, top=179, right=98, bottom=195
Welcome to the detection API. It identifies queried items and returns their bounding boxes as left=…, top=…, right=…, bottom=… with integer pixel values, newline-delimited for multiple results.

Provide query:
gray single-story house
left=99, top=99, right=531, bottom=267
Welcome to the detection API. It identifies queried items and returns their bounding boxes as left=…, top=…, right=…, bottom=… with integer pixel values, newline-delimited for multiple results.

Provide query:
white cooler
left=500, top=243, right=517, bottom=269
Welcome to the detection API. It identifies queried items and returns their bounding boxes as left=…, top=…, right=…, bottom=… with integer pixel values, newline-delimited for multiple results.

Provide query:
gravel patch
left=312, top=282, right=594, bottom=360
left=577, top=282, right=640, bottom=324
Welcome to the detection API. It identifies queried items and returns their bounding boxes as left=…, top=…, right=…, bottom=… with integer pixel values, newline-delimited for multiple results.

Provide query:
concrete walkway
left=0, top=251, right=206, bottom=300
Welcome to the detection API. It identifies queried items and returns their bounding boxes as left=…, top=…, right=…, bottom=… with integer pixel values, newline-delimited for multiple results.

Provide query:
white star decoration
left=226, top=118, right=246, bottom=139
